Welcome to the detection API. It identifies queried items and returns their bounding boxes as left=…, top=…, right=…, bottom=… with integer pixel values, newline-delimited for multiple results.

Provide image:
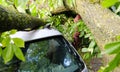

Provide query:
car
left=10, top=25, right=88, bottom=72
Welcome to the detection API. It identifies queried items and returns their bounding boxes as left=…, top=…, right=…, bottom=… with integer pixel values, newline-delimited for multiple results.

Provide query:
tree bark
left=74, top=0, right=120, bottom=71
left=0, top=5, right=46, bottom=32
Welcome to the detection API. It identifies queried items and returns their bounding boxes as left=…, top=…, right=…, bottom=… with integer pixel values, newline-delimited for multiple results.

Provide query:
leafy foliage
left=98, top=40, right=120, bottom=72
left=101, top=0, right=119, bottom=8
left=0, top=30, right=25, bottom=63
left=101, top=0, right=120, bottom=15
left=0, top=0, right=47, bottom=64
left=47, top=13, right=100, bottom=61
left=104, top=41, right=120, bottom=54
left=13, top=38, right=24, bottom=47
left=48, top=14, right=73, bottom=41
left=0, top=0, right=8, bottom=6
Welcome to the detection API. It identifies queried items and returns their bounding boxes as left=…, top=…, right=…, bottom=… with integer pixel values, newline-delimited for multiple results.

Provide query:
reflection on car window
left=18, top=36, right=84, bottom=72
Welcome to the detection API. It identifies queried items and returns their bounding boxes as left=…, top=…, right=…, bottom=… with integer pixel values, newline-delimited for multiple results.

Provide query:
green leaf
left=82, top=48, right=88, bottom=52
left=1, top=31, right=9, bottom=38
left=9, top=29, right=17, bottom=34
left=84, top=34, right=90, bottom=38
left=115, top=5, right=120, bottom=13
left=103, top=53, right=120, bottom=72
left=116, top=35, right=120, bottom=41
left=2, top=44, right=14, bottom=63
left=88, top=40, right=96, bottom=48
left=83, top=53, right=91, bottom=59
left=13, top=45, right=25, bottom=61
left=88, top=48, right=94, bottom=54
left=0, top=47, right=2, bottom=56
left=14, top=0, right=29, bottom=13
left=0, top=0, right=8, bottom=6
left=104, top=41, right=120, bottom=54
left=12, top=38, right=24, bottom=47
left=2, top=37, right=10, bottom=47
left=14, top=0, right=19, bottom=7
left=67, top=0, right=74, bottom=7
left=101, top=0, right=119, bottom=8
left=80, top=31, right=85, bottom=37
left=30, top=4, right=37, bottom=16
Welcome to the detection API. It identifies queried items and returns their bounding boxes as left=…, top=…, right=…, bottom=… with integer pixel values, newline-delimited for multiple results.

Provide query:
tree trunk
left=74, top=0, right=120, bottom=71
left=0, top=5, right=46, bottom=32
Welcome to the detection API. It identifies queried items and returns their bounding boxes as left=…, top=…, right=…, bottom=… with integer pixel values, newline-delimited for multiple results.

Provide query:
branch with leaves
left=0, top=30, right=25, bottom=63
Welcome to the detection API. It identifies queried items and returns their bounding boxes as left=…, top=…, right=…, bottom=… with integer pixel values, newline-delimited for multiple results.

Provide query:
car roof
left=10, top=28, right=62, bottom=42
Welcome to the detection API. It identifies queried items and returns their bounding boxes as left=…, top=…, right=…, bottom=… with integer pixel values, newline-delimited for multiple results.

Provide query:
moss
left=0, top=5, right=46, bottom=32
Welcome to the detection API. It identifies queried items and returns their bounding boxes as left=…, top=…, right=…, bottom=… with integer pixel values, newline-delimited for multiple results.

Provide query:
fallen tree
left=0, top=0, right=120, bottom=71
left=0, top=5, right=46, bottom=32
left=74, top=1, right=120, bottom=71
left=38, top=0, right=120, bottom=71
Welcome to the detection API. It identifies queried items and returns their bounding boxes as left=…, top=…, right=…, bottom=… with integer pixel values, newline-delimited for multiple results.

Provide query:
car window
left=18, top=36, right=84, bottom=72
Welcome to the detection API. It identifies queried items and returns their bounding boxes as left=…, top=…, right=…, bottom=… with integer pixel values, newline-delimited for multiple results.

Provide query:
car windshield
left=18, top=36, right=85, bottom=72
